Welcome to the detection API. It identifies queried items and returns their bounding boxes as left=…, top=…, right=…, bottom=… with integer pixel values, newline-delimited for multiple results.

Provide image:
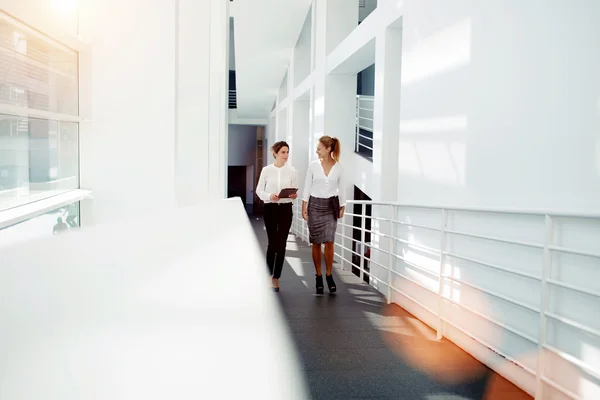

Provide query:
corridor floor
left=251, top=216, right=533, bottom=400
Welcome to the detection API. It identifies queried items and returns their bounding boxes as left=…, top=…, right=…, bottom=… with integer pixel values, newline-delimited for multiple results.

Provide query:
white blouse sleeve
left=256, top=168, right=271, bottom=201
left=302, top=164, right=313, bottom=202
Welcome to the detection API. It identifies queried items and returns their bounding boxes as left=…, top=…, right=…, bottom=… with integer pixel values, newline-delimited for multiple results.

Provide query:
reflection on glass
left=0, top=11, right=80, bottom=211
left=0, top=201, right=80, bottom=248
left=0, top=11, right=79, bottom=116
left=0, top=115, right=79, bottom=211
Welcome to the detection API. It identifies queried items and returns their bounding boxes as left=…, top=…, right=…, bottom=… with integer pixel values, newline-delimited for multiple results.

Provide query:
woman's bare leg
left=324, top=242, right=334, bottom=276
left=312, top=244, right=322, bottom=276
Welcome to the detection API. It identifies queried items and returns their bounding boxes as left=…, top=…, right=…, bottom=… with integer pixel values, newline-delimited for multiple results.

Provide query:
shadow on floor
left=249, top=215, right=533, bottom=400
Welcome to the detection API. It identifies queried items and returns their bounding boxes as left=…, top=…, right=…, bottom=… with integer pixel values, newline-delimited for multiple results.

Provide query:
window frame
left=0, top=2, right=92, bottom=225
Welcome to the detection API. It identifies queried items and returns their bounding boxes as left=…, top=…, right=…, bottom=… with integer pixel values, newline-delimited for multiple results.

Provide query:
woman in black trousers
left=256, top=141, right=298, bottom=291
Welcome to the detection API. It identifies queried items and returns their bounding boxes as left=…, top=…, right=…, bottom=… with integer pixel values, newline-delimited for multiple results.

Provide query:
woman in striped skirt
left=301, top=135, right=346, bottom=294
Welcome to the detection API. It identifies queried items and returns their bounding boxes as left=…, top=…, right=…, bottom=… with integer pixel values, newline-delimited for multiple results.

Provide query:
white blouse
left=256, top=163, right=298, bottom=204
left=302, top=160, right=347, bottom=207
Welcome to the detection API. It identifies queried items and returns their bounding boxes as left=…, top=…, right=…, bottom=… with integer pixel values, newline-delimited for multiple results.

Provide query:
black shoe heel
left=326, top=274, right=336, bottom=293
left=315, top=275, right=324, bottom=295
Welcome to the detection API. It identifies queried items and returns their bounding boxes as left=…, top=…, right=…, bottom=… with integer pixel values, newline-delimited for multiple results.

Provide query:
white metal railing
left=290, top=199, right=600, bottom=400
left=228, top=89, right=237, bottom=108
left=355, top=95, right=373, bottom=157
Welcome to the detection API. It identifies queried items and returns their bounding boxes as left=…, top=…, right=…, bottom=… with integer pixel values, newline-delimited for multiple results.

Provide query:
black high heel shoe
left=326, top=274, right=336, bottom=293
left=315, top=275, right=324, bottom=295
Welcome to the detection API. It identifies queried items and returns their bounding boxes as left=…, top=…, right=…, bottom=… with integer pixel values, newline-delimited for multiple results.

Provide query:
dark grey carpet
left=249, top=214, right=532, bottom=400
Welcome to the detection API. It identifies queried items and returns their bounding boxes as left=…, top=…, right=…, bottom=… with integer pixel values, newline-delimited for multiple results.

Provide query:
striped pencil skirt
left=307, top=196, right=339, bottom=244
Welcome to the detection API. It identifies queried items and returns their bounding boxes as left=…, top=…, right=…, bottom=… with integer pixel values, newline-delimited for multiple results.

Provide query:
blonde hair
left=318, top=135, right=340, bottom=162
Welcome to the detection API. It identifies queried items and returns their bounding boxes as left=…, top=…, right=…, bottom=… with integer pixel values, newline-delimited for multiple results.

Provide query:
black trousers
left=264, top=203, right=293, bottom=279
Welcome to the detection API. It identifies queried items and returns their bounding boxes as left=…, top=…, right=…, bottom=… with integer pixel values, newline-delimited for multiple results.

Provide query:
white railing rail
left=290, top=199, right=600, bottom=400
left=355, top=95, right=374, bottom=155
left=228, top=89, right=237, bottom=108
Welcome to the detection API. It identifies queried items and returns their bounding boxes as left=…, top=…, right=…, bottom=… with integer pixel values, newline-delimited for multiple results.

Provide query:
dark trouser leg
left=263, top=205, right=278, bottom=276
left=273, top=205, right=293, bottom=279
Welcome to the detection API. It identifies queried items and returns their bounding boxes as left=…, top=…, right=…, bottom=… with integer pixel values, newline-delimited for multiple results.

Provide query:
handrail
left=228, top=89, right=237, bottom=108
left=0, top=189, right=92, bottom=230
left=355, top=95, right=374, bottom=159
left=345, top=200, right=600, bottom=219
left=290, top=198, right=600, bottom=400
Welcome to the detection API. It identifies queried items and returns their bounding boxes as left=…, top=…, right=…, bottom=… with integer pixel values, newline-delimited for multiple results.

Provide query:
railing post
left=340, top=210, right=346, bottom=271
left=535, top=214, right=553, bottom=399
left=387, top=205, right=397, bottom=304
left=296, top=201, right=300, bottom=238
left=355, top=96, right=360, bottom=153
left=305, top=211, right=309, bottom=244
left=359, top=203, right=366, bottom=283
left=436, top=209, right=448, bottom=340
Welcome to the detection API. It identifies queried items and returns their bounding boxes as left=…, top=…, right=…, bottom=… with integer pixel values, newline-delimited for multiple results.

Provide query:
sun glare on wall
left=53, top=0, right=78, bottom=12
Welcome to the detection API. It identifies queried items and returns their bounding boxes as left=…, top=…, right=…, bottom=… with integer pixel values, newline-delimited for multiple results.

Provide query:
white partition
left=0, top=199, right=309, bottom=400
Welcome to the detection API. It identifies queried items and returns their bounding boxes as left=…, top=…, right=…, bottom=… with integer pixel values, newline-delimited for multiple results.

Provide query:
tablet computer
left=278, top=188, right=298, bottom=198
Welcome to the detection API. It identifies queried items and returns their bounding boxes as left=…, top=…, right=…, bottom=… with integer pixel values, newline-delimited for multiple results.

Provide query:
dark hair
left=318, top=136, right=341, bottom=162
left=271, top=141, right=289, bottom=158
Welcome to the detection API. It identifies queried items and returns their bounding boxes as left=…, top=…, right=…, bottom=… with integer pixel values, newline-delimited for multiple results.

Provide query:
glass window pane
left=0, top=201, right=80, bottom=248
left=0, top=11, right=79, bottom=116
left=0, top=114, right=79, bottom=211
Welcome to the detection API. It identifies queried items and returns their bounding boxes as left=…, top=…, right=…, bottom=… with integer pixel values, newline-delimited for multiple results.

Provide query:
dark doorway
left=352, top=186, right=372, bottom=283
left=227, top=166, right=246, bottom=203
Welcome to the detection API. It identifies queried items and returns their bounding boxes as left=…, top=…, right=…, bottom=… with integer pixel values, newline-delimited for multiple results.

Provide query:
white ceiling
left=232, top=0, right=312, bottom=119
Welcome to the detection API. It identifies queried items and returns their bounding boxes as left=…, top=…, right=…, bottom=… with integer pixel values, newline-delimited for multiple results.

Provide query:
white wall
left=0, top=0, right=79, bottom=36
left=83, top=0, right=176, bottom=223
left=228, top=125, right=257, bottom=166
left=397, top=0, right=600, bottom=213
left=267, top=116, right=276, bottom=149
left=278, top=72, right=288, bottom=104
left=293, top=10, right=312, bottom=85
left=81, top=0, right=228, bottom=224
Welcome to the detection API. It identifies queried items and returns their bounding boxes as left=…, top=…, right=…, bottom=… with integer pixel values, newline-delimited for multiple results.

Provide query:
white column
left=311, top=0, right=357, bottom=148
left=273, top=93, right=281, bottom=142
left=205, top=0, right=229, bottom=201
left=286, top=54, right=295, bottom=162
left=311, top=0, right=327, bottom=142
left=175, top=0, right=210, bottom=206
left=372, top=27, right=402, bottom=202
left=370, top=27, right=403, bottom=292
left=292, top=99, right=310, bottom=185
left=324, top=75, right=356, bottom=178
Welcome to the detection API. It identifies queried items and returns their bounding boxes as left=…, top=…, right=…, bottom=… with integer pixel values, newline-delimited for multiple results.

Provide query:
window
left=0, top=201, right=80, bottom=248
left=0, top=10, right=80, bottom=212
